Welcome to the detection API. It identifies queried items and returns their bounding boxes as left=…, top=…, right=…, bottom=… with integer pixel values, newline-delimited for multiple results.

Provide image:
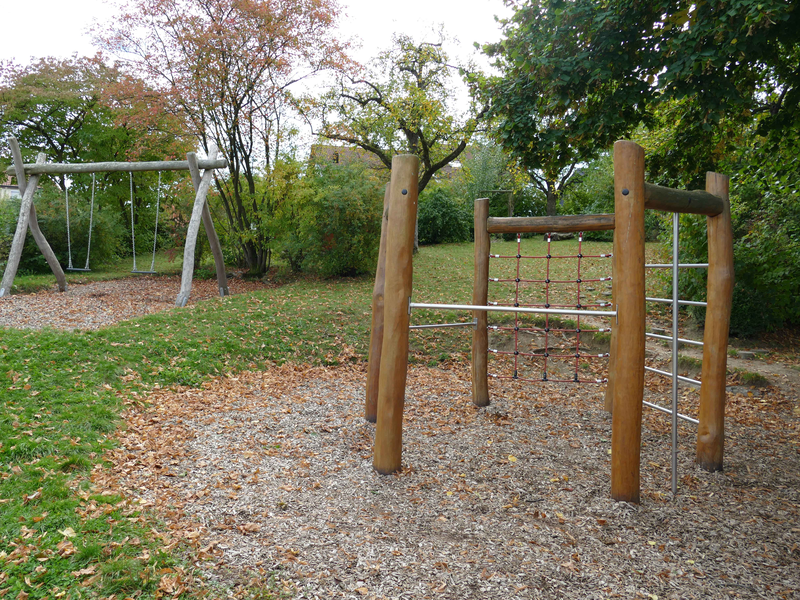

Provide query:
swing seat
left=131, top=270, right=157, bottom=275
left=66, top=267, right=91, bottom=272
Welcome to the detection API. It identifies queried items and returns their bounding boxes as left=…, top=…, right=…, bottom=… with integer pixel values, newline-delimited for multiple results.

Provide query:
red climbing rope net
left=487, top=233, right=613, bottom=384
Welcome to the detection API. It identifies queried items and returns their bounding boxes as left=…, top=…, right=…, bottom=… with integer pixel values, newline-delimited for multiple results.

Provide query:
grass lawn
left=1, top=237, right=668, bottom=598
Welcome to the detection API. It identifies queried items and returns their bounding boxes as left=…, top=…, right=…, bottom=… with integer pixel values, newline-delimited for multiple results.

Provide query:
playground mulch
left=0, top=275, right=268, bottom=330
left=95, top=361, right=800, bottom=599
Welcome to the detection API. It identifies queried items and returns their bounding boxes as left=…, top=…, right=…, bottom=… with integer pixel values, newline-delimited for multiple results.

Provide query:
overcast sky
left=0, top=0, right=512, bottom=67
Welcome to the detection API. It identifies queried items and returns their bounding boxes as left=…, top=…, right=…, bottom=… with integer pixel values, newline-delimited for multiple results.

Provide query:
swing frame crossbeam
left=366, top=142, right=733, bottom=506
left=0, top=137, right=231, bottom=306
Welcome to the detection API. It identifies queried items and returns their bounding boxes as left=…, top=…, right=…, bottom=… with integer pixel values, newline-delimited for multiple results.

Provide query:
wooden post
left=6, top=158, right=227, bottom=175
left=604, top=236, right=618, bottom=413
left=9, top=139, right=67, bottom=293
left=365, top=184, right=391, bottom=422
left=472, top=198, right=490, bottom=407
left=696, top=172, right=733, bottom=471
left=373, top=155, right=419, bottom=474
left=0, top=153, right=45, bottom=298
left=187, top=152, right=229, bottom=298
left=486, top=214, right=615, bottom=234
left=176, top=145, right=218, bottom=307
left=610, top=140, right=646, bottom=504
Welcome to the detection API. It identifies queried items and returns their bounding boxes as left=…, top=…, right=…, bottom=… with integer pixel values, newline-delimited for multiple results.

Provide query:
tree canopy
left=484, top=0, right=799, bottom=187
left=317, top=32, right=485, bottom=193
left=97, top=0, right=348, bottom=274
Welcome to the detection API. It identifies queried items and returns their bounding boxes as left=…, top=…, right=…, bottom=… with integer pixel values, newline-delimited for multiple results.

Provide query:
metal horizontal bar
left=642, top=400, right=699, bottom=425
left=409, top=302, right=616, bottom=318
left=646, top=297, right=708, bottom=307
left=6, top=158, right=228, bottom=175
left=646, top=333, right=704, bottom=347
left=645, top=263, right=708, bottom=269
left=645, top=366, right=701, bottom=386
left=409, top=320, right=477, bottom=330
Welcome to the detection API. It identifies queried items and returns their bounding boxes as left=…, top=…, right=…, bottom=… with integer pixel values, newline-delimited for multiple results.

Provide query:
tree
left=483, top=0, right=799, bottom=187
left=97, top=0, right=348, bottom=275
left=0, top=56, right=191, bottom=266
left=317, top=31, right=485, bottom=194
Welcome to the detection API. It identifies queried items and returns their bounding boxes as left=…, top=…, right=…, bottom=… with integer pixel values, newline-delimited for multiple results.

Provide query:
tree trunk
left=545, top=182, right=558, bottom=216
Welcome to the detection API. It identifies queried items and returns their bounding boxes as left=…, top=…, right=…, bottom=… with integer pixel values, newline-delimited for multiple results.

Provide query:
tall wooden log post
left=696, top=172, right=733, bottom=471
left=610, top=140, right=646, bottom=503
left=373, top=155, right=419, bottom=474
left=365, top=185, right=391, bottom=422
left=176, top=145, right=219, bottom=307
left=472, top=198, right=490, bottom=407
left=186, top=152, right=228, bottom=298
left=0, top=153, right=46, bottom=298
left=604, top=230, right=619, bottom=413
left=9, top=139, right=67, bottom=293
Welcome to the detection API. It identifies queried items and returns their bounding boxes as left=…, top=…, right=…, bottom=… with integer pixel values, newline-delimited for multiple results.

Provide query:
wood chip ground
left=3, top=280, right=799, bottom=599
left=102, top=363, right=799, bottom=600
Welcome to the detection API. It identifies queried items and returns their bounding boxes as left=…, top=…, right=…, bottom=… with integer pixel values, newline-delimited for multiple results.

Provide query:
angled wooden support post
left=610, top=140, right=646, bottom=504
left=186, top=151, right=228, bottom=299
left=0, top=152, right=48, bottom=298
left=8, top=138, right=67, bottom=293
left=471, top=198, right=490, bottom=407
left=176, top=145, right=219, bottom=307
left=365, top=184, right=391, bottom=422
left=373, top=155, right=419, bottom=474
left=696, top=172, right=733, bottom=471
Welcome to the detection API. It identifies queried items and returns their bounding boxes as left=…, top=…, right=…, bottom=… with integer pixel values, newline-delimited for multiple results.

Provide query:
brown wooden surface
left=644, top=182, right=723, bottom=216
left=0, top=153, right=45, bottom=298
left=373, top=155, right=419, bottom=474
left=6, top=158, right=228, bottom=175
left=696, top=172, right=733, bottom=471
left=10, top=139, right=67, bottom=293
left=604, top=235, right=618, bottom=413
left=487, top=213, right=615, bottom=234
left=610, top=141, right=646, bottom=504
left=365, top=185, right=391, bottom=422
left=175, top=145, right=218, bottom=307
left=187, top=152, right=229, bottom=298
left=471, top=198, right=490, bottom=407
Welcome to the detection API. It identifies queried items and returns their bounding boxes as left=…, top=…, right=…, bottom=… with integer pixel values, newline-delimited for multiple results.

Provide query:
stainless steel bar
left=646, top=333, right=704, bottom=347
left=645, top=366, right=701, bottom=386
left=409, top=302, right=616, bottom=318
left=671, top=212, right=680, bottom=495
left=646, top=297, right=708, bottom=307
left=645, top=263, right=708, bottom=269
left=642, top=400, right=699, bottom=425
left=409, top=320, right=477, bottom=330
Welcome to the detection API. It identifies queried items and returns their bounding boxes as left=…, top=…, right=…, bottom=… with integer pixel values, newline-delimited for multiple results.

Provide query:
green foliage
left=0, top=183, right=125, bottom=274
left=417, top=186, right=471, bottom=245
left=560, top=153, right=664, bottom=242
left=297, top=161, right=385, bottom=277
left=319, top=30, right=482, bottom=193
left=672, top=179, right=800, bottom=336
left=484, top=0, right=798, bottom=171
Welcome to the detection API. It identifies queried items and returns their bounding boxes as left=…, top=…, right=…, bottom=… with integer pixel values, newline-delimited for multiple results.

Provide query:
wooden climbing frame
left=367, top=141, right=733, bottom=504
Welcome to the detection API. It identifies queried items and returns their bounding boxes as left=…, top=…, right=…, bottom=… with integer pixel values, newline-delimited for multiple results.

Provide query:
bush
left=299, top=161, right=386, bottom=278
left=0, top=183, right=125, bottom=274
left=417, top=186, right=471, bottom=245
left=675, top=184, right=800, bottom=336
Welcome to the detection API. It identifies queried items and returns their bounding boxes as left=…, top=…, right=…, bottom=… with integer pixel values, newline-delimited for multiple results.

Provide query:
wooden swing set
left=367, top=141, right=734, bottom=503
left=1, top=137, right=230, bottom=307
